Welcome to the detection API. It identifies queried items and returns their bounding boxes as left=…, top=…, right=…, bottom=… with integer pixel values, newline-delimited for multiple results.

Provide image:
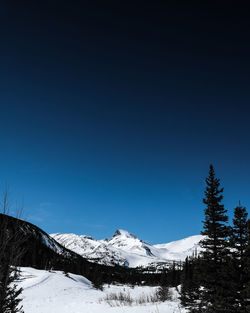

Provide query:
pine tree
left=230, top=204, right=248, bottom=312
left=0, top=216, right=24, bottom=313
left=0, top=191, right=25, bottom=313
left=168, top=262, right=181, bottom=287
left=245, top=219, right=250, bottom=312
left=180, top=257, right=192, bottom=307
left=180, top=257, right=202, bottom=313
left=157, top=269, right=171, bottom=302
left=200, top=164, right=231, bottom=313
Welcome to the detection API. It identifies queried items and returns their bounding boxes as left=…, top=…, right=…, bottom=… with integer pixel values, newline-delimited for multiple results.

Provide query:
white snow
left=51, top=230, right=203, bottom=268
left=18, top=267, right=186, bottom=313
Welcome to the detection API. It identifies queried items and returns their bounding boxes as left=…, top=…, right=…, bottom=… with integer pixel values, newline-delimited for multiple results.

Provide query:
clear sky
left=0, top=2, right=250, bottom=243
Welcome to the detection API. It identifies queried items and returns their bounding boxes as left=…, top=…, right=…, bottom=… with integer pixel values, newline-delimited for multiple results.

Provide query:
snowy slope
left=51, top=229, right=203, bottom=268
left=153, top=235, right=203, bottom=260
left=19, top=267, right=186, bottom=313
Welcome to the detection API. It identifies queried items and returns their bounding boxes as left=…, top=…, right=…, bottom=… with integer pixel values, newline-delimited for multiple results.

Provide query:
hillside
left=0, top=214, right=171, bottom=285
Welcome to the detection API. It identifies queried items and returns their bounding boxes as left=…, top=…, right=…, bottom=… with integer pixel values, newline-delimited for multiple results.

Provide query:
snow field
left=18, top=267, right=186, bottom=313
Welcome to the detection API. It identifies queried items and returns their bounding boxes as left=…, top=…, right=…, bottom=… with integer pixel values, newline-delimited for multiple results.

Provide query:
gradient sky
left=0, top=2, right=250, bottom=243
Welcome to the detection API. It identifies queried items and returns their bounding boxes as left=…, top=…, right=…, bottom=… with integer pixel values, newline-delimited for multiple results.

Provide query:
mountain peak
left=51, top=230, right=204, bottom=268
left=113, top=229, right=137, bottom=239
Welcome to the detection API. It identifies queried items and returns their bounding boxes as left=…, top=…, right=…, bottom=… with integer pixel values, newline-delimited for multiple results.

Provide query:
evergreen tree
left=200, top=164, right=231, bottom=313
left=230, top=204, right=248, bottom=312
left=180, top=257, right=202, bottom=313
left=0, top=191, right=25, bottom=313
left=168, top=262, right=181, bottom=287
left=157, top=269, right=171, bottom=302
left=180, top=257, right=192, bottom=307
left=0, top=216, right=24, bottom=313
left=245, top=219, right=250, bottom=312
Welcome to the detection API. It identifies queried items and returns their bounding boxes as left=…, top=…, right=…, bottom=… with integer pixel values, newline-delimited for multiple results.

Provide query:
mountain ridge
left=0, top=213, right=166, bottom=285
left=51, top=229, right=203, bottom=268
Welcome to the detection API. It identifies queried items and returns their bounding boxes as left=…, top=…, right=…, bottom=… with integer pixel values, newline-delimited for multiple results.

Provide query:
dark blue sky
left=0, top=2, right=250, bottom=243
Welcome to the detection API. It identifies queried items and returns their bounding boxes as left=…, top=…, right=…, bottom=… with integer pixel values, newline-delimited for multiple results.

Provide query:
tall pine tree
left=245, top=219, right=250, bottom=312
left=230, top=204, right=248, bottom=312
left=200, top=164, right=231, bottom=313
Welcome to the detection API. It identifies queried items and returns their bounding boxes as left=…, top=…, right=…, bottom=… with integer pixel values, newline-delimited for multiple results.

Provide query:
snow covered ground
left=18, top=267, right=186, bottom=313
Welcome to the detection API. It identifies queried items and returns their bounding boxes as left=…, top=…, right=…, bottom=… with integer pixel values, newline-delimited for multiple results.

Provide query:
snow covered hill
left=51, top=229, right=203, bottom=268
left=19, top=267, right=186, bottom=313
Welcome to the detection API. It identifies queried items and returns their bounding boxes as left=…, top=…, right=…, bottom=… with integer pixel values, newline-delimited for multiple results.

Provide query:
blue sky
left=0, top=2, right=249, bottom=243
left=1, top=102, right=250, bottom=243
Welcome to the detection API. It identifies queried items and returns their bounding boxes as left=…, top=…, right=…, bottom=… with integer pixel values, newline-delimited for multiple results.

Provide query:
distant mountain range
left=51, top=229, right=203, bottom=268
left=1, top=213, right=166, bottom=286
left=1, top=212, right=203, bottom=279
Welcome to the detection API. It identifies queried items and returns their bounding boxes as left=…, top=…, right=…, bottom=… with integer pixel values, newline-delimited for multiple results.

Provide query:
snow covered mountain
left=51, top=229, right=203, bottom=268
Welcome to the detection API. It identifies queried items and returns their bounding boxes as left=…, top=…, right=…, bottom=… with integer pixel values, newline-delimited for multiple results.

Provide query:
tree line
left=180, top=165, right=250, bottom=313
